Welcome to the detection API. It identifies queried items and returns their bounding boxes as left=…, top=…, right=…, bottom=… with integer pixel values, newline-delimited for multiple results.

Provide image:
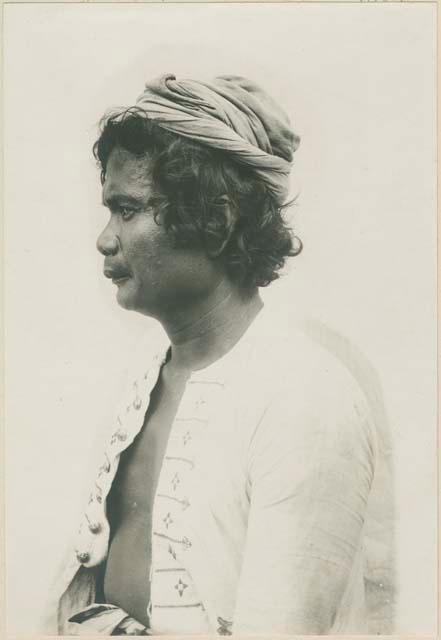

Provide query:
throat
left=164, top=285, right=263, bottom=373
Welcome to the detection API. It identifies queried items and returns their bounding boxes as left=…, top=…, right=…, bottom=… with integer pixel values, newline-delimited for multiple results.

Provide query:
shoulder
left=243, top=307, right=371, bottom=418
left=241, top=308, right=378, bottom=464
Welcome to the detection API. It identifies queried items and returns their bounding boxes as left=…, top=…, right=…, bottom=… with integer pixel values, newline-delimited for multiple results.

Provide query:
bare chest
left=111, top=382, right=185, bottom=515
left=103, top=367, right=188, bottom=622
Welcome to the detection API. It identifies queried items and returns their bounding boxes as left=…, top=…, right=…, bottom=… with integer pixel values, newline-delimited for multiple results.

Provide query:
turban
left=135, top=73, right=300, bottom=205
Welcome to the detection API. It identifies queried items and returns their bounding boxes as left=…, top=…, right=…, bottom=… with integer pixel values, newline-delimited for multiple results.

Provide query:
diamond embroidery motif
left=163, top=512, right=173, bottom=529
left=174, top=578, right=188, bottom=597
left=171, top=473, right=180, bottom=491
left=183, top=431, right=192, bottom=446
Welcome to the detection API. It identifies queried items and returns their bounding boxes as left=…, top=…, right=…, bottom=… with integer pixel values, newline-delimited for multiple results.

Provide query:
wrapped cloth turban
left=135, top=73, right=300, bottom=205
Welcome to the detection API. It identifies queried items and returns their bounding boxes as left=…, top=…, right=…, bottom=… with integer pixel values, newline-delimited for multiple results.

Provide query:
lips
left=103, top=267, right=131, bottom=283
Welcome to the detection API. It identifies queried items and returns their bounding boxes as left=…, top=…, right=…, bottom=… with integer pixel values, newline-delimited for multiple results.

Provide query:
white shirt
left=42, top=307, right=395, bottom=635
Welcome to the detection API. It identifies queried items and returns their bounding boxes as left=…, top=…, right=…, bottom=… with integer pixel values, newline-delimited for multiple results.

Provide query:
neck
left=159, top=280, right=263, bottom=373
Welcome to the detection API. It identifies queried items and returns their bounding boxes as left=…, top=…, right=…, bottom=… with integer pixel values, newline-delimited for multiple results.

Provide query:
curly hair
left=93, top=108, right=302, bottom=288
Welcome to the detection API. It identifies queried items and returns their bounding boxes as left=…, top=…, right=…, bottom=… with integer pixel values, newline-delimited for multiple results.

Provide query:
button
left=89, top=522, right=102, bottom=534
left=76, top=551, right=90, bottom=564
left=115, top=429, right=127, bottom=441
left=133, top=397, right=142, bottom=410
left=101, top=461, right=111, bottom=473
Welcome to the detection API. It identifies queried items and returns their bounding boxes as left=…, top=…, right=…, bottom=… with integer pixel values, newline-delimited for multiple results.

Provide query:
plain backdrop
left=4, top=2, right=437, bottom=635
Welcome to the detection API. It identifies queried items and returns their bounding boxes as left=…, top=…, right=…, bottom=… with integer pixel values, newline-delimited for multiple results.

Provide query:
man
left=44, top=74, right=394, bottom=635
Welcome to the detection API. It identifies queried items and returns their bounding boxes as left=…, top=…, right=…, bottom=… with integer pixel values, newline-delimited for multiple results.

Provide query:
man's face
left=97, top=146, right=221, bottom=317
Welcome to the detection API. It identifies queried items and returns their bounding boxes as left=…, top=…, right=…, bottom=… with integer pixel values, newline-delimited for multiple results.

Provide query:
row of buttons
left=74, top=360, right=166, bottom=566
left=75, top=368, right=211, bottom=565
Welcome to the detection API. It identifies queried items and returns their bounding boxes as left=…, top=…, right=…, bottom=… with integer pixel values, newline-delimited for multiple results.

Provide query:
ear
left=206, top=196, right=237, bottom=259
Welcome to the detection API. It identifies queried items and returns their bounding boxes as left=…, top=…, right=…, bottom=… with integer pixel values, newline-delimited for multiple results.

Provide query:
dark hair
left=93, top=107, right=302, bottom=288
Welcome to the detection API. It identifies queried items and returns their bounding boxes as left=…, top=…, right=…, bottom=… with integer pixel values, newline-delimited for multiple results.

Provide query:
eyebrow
left=101, top=194, right=144, bottom=208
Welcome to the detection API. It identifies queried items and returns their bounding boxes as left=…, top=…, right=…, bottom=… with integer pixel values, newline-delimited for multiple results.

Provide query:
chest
left=107, top=371, right=188, bottom=527
left=71, top=368, right=256, bottom=632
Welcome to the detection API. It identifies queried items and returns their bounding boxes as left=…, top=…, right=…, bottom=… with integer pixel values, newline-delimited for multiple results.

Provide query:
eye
left=119, top=206, right=136, bottom=221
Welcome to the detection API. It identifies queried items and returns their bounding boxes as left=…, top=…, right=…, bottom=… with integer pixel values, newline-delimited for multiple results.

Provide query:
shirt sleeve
left=233, top=369, right=377, bottom=634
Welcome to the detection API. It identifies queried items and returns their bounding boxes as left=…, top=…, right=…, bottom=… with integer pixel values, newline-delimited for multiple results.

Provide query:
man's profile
left=43, top=73, right=394, bottom=635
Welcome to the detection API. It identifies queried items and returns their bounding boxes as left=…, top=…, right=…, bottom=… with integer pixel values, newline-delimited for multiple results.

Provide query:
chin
left=115, top=284, right=137, bottom=311
left=115, top=288, right=157, bottom=317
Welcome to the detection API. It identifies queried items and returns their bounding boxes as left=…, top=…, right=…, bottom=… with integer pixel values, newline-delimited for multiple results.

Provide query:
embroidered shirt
left=148, top=396, right=212, bottom=634
left=41, top=307, right=395, bottom=635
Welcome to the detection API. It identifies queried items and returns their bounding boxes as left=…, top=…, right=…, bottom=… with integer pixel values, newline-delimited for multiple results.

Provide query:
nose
left=96, top=218, right=119, bottom=256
